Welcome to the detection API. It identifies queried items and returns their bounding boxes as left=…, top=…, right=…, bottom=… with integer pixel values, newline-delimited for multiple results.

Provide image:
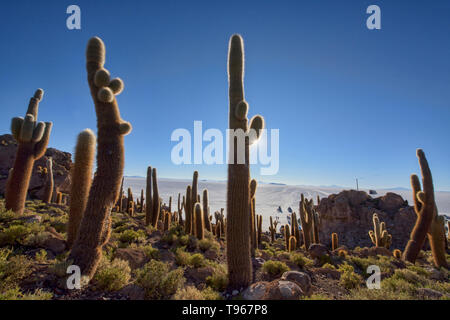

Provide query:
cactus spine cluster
left=6, top=89, right=53, bottom=215
left=226, top=34, right=265, bottom=289
left=42, top=157, right=54, bottom=203
left=69, top=37, right=132, bottom=279
left=403, top=149, right=437, bottom=264
left=368, top=213, right=392, bottom=248
left=67, top=129, right=96, bottom=248
left=332, top=233, right=338, bottom=251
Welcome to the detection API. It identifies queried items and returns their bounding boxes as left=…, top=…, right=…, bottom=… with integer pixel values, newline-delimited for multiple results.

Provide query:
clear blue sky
left=1, top=1, right=449, bottom=190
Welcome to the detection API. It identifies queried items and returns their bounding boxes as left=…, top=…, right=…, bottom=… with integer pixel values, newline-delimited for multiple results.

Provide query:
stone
left=367, top=247, right=392, bottom=257
left=416, top=288, right=445, bottom=300
left=308, top=244, right=329, bottom=259
left=42, top=233, right=66, bottom=255
left=119, top=284, right=146, bottom=300
left=242, top=282, right=269, bottom=300
left=232, top=290, right=239, bottom=296
left=204, top=248, right=218, bottom=260
left=114, top=248, right=148, bottom=269
left=281, top=271, right=312, bottom=295
left=186, top=266, right=214, bottom=283
left=262, top=280, right=304, bottom=300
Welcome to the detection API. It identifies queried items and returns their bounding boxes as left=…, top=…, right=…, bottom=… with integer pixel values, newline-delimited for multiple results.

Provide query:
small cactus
left=203, top=189, right=212, bottom=232
left=393, top=249, right=402, bottom=259
left=284, top=224, right=291, bottom=251
left=289, top=236, right=297, bottom=252
left=42, top=157, right=54, bottom=203
left=194, top=203, right=204, bottom=240
left=331, top=233, right=338, bottom=251
left=369, top=213, right=392, bottom=248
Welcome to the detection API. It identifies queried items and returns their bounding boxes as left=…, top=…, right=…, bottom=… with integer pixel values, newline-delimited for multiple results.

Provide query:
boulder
left=262, top=280, right=304, bottom=300
left=119, top=284, right=146, bottom=300
left=281, top=271, right=312, bottom=295
left=42, top=233, right=66, bottom=255
left=308, top=244, right=329, bottom=259
left=0, top=134, right=72, bottom=199
left=416, top=288, right=446, bottom=300
left=242, top=282, right=269, bottom=300
left=316, top=190, right=416, bottom=250
left=114, top=248, right=148, bottom=270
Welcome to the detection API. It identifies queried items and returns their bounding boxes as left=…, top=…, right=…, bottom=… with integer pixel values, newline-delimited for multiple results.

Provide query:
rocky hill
left=0, top=134, right=72, bottom=199
left=317, top=190, right=416, bottom=250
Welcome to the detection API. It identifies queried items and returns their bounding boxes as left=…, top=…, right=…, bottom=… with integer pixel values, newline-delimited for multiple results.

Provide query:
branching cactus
left=369, top=213, right=392, bottom=248
left=226, top=34, right=265, bottom=289
left=299, top=194, right=314, bottom=250
left=409, top=152, right=447, bottom=267
left=69, top=37, right=132, bottom=280
left=6, top=89, right=53, bottom=214
left=402, top=150, right=440, bottom=264
left=269, top=216, right=276, bottom=243
left=67, top=129, right=96, bottom=249
left=43, top=157, right=54, bottom=203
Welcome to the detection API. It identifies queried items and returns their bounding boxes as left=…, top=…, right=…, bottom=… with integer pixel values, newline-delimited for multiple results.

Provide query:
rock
left=114, top=248, right=148, bottom=269
left=42, top=233, right=66, bottom=255
left=367, top=247, right=392, bottom=257
left=242, top=282, right=269, bottom=300
left=416, top=288, right=445, bottom=300
left=204, top=249, right=218, bottom=260
left=262, top=280, right=304, bottom=300
left=185, top=266, right=214, bottom=283
left=232, top=290, right=239, bottom=296
left=281, top=271, right=312, bottom=295
left=0, top=134, right=72, bottom=198
left=308, top=244, right=329, bottom=259
left=317, top=190, right=416, bottom=250
left=119, top=284, right=146, bottom=300
left=252, top=257, right=265, bottom=269
left=159, top=250, right=175, bottom=265
left=18, top=214, right=42, bottom=224
left=313, top=267, right=341, bottom=280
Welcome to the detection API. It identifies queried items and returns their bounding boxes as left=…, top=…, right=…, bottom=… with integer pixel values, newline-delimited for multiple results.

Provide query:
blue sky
left=1, top=1, right=449, bottom=190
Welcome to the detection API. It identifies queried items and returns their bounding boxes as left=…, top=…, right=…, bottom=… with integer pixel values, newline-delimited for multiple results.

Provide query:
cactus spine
left=332, top=233, right=338, bottom=251
left=67, top=129, right=96, bottom=248
left=403, top=149, right=438, bottom=264
left=42, top=157, right=54, bottom=203
left=226, top=34, right=265, bottom=289
left=69, top=37, right=131, bottom=279
left=6, top=89, right=53, bottom=214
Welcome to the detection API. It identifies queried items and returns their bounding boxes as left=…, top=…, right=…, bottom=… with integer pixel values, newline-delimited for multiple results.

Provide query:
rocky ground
left=0, top=198, right=448, bottom=300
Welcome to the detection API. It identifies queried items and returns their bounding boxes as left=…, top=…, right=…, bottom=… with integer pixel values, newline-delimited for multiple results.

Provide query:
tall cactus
left=194, top=203, right=204, bottom=240
left=284, top=224, right=291, bottom=251
left=177, top=193, right=183, bottom=225
left=269, top=216, right=277, bottom=243
left=403, top=149, right=438, bottom=264
left=299, top=194, right=314, bottom=250
left=6, top=89, right=53, bottom=214
left=145, top=167, right=160, bottom=227
left=202, top=189, right=212, bottom=232
left=42, top=157, right=54, bottom=203
left=69, top=37, right=132, bottom=279
left=67, top=129, right=96, bottom=248
left=184, top=185, right=193, bottom=234
left=250, top=179, right=257, bottom=254
left=226, top=34, right=265, bottom=289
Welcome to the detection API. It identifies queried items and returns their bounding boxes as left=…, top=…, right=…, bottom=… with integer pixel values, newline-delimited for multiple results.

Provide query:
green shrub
left=141, top=244, right=160, bottom=260
left=290, top=253, right=313, bottom=269
left=35, top=249, right=48, bottom=263
left=135, top=260, right=185, bottom=299
left=262, top=260, right=289, bottom=276
left=189, top=253, right=206, bottom=268
left=172, top=286, right=222, bottom=300
left=0, top=287, right=53, bottom=300
left=206, top=263, right=228, bottom=291
left=175, top=248, right=191, bottom=266
left=338, top=263, right=362, bottom=290
left=119, top=229, right=146, bottom=244
left=0, top=254, right=33, bottom=292
left=94, top=258, right=131, bottom=291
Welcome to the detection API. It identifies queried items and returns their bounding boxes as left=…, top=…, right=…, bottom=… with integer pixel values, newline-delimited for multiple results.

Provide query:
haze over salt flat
left=124, top=177, right=450, bottom=229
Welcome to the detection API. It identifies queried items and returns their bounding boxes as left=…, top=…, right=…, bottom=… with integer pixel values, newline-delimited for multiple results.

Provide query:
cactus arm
left=33, top=122, right=52, bottom=159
